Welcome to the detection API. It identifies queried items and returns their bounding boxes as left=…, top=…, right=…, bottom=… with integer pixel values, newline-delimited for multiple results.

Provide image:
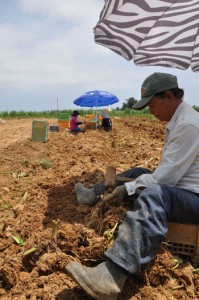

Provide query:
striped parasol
left=93, top=0, right=199, bottom=72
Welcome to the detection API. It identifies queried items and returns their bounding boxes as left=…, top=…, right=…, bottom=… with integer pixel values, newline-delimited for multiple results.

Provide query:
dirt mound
left=0, top=117, right=199, bottom=299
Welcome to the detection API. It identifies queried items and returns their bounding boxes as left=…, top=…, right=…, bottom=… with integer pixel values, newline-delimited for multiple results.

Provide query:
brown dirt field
left=0, top=117, right=199, bottom=300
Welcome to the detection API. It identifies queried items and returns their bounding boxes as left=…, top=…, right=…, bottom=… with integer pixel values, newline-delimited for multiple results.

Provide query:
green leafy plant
left=12, top=236, right=26, bottom=246
left=39, top=158, right=53, bottom=169
left=0, top=200, right=12, bottom=210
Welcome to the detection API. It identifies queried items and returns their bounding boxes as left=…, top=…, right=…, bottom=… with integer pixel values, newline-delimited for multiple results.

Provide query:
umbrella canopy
left=93, top=0, right=199, bottom=72
left=73, top=90, right=119, bottom=108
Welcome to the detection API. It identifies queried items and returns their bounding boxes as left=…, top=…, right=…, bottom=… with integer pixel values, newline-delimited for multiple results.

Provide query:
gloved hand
left=103, top=185, right=128, bottom=202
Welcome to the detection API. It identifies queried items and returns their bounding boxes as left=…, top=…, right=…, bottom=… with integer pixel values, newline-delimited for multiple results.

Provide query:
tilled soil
left=0, top=117, right=199, bottom=300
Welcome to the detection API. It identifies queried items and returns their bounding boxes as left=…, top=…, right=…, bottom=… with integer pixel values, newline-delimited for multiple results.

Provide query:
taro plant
left=39, top=158, right=53, bottom=169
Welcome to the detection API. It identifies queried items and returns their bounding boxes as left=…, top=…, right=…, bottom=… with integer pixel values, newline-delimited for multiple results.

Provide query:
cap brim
left=132, top=95, right=153, bottom=110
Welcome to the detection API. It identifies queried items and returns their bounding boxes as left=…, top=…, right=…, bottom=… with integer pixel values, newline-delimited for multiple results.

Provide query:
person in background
left=65, top=72, right=199, bottom=300
left=70, top=110, right=85, bottom=133
left=100, top=108, right=112, bottom=131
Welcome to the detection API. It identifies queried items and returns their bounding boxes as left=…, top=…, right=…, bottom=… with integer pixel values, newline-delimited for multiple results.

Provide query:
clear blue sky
left=0, top=0, right=198, bottom=112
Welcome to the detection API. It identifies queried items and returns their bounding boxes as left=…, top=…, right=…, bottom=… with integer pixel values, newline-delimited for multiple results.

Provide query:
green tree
left=193, top=105, right=199, bottom=112
left=121, top=97, right=138, bottom=110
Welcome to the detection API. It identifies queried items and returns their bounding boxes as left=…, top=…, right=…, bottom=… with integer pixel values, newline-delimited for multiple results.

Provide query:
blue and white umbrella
left=73, top=90, right=119, bottom=108
left=73, top=90, right=119, bottom=128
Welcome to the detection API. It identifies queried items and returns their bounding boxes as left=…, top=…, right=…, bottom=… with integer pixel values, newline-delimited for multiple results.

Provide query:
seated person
left=66, top=72, right=199, bottom=300
left=69, top=110, right=85, bottom=133
left=100, top=108, right=112, bottom=131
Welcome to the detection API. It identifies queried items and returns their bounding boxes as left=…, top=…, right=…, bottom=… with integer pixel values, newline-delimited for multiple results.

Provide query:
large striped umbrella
left=93, top=0, right=199, bottom=72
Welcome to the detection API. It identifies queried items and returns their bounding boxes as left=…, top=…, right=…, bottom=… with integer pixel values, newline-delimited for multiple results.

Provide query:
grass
left=0, top=106, right=198, bottom=119
left=0, top=108, right=152, bottom=119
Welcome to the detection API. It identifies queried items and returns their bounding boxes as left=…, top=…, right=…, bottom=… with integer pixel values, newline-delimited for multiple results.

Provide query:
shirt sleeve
left=125, top=123, right=199, bottom=195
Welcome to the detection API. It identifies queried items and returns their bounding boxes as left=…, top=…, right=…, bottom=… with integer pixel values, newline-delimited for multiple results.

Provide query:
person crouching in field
left=99, top=108, right=112, bottom=131
left=69, top=110, right=85, bottom=134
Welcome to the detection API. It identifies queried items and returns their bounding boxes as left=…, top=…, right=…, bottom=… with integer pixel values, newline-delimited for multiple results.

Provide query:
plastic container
left=32, top=120, right=49, bottom=142
left=58, top=113, right=69, bottom=122
left=58, top=120, right=70, bottom=129
left=49, top=125, right=59, bottom=132
left=166, top=222, right=199, bottom=263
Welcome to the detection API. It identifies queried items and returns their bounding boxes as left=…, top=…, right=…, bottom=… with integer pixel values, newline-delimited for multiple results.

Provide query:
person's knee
left=138, top=184, right=166, bottom=207
left=134, top=167, right=152, bottom=174
left=142, top=183, right=162, bottom=196
left=139, top=183, right=172, bottom=216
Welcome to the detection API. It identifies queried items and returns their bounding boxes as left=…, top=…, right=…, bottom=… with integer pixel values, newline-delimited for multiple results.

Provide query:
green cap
left=133, top=72, right=178, bottom=110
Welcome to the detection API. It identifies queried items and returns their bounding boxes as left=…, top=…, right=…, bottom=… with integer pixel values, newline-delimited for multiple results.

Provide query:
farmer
left=69, top=110, right=85, bottom=133
left=99, top=107, right=112, bottom=131
left=66, top=72, right=199, bottom=300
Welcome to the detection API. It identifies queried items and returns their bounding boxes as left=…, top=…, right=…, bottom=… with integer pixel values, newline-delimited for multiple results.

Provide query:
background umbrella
left=74, top=90, right=119, bottom=107
left=93, top=0, right=199, bottom=72
left=73, top=90, right=119, bottom=128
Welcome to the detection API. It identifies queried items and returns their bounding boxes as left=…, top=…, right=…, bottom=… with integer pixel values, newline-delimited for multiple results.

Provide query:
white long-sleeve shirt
left=101, top=110, right=109, bottom=118
left=125, top=102, right=199, bottom=195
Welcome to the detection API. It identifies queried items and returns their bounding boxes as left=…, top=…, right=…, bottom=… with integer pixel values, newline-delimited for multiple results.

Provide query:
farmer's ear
left=164, top=90, right=175, bottom=103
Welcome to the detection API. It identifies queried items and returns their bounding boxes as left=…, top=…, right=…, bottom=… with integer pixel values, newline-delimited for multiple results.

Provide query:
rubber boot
left=75, top=183, right=98, bottom=206
left=66, top=260, right=128, bottom=300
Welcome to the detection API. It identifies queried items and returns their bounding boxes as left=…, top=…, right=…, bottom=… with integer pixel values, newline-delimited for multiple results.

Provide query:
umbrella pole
left=95, top=108, right=97, bottom=129
left=95, top=95, right=97, bottom=130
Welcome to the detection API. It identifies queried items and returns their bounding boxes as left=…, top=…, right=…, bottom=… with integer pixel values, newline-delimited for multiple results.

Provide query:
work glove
left=103, top=185, right=128, bottom=202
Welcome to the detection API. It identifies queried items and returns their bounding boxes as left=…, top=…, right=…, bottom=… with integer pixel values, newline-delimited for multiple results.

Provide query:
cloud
left=20, top=0, right=102, bottom=23
left=0, top=1, right=105, bottom=89
left=0, top=0, right=198, bottom=111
